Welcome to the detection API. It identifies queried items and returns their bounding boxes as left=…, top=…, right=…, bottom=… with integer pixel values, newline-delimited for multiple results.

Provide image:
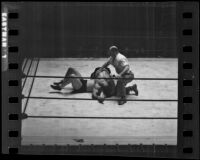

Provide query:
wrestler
left=50, top=67, right=114, bottom=103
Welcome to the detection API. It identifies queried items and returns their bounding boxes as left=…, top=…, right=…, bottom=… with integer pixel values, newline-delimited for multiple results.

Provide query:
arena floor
left=21, top=58, right=178, bottom=145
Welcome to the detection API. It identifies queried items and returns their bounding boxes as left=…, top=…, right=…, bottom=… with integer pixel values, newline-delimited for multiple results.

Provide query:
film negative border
left=177, top=2, right=199, bottom=159
left=2, top=5, right=21, bottom=154
left=1, top=2, right=199, bottom=159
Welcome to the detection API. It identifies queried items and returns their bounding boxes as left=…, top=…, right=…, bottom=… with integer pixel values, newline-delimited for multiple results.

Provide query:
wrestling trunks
left=72, top=79, right=87, bottom=93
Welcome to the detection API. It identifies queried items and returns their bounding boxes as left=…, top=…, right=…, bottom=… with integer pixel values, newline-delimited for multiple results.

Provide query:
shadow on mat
left=48, top=91, right=87, bottom=96
left=49, top=91, right=137, bottom=96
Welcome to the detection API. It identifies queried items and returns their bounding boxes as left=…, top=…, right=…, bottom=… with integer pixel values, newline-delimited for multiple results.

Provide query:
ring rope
left=23, top=58, right=40, bottom=113
left=22, top=58, right=28, bottom=73
left=24, top=75, right=178, bottom=81
left=23, top=96, right=178, bottom=102
left=21, top=60, right=178, bottom=121
left=27, top=115, right=177, bottom=119
left=22, top=58, right=34, bottom=90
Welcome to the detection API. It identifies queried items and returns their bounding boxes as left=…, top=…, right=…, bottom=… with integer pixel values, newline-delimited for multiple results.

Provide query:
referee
left=98, top=46, right=138, bottom=105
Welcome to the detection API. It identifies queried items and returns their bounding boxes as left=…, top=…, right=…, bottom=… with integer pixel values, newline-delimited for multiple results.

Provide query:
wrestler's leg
left=124, top=73, right=138, bottom=95
left=116, top=79, right=126, bottom=105
left=116, top=73, right=135, bottom=105
left=51, top=74, right=82, bottom=90
left=60, top=74, right=82, bottom=89
left=64, top=67, right=82, bottom=80
left=54, top=67, right=82, bottom=85
left=70, top=75, right=83, bottom=90
left=60, top=68, right=82, bottom=88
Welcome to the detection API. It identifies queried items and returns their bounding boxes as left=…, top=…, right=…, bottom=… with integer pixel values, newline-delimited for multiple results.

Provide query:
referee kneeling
left=98, top=46, right=138, bottom=105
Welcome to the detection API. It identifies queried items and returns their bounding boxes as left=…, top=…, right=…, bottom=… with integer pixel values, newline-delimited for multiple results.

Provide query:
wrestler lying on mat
left=50, top=67, right=138, bottom=104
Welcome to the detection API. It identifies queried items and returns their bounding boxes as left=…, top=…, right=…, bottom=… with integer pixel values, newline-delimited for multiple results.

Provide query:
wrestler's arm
left=102, top=59, right=110, bottom=68
left=96, top=58, right=111, bottom=74
left=92, top=82, right=105, bottom=103
left=118, top=65, right=129, bottom=77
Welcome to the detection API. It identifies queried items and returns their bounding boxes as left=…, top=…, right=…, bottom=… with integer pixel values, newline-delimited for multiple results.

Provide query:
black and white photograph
left=1, top=1, right=199, bottom=157
left=19, top=2, right=178, bottom=146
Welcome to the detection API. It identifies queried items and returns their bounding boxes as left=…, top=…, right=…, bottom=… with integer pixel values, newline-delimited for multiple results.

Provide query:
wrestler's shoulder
left=117, top=53, right=127, bottom=60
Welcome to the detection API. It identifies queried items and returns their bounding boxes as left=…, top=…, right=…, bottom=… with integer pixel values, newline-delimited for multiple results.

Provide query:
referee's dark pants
left=116, top=71, right=134, bottom=98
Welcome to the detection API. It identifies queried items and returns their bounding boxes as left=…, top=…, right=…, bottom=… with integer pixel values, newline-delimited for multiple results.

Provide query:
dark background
left=17, top=2, right=177, bottom=58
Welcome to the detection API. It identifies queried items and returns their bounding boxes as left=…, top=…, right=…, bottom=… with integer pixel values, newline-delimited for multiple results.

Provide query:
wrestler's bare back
left=86, top=70, right=110, bottom=92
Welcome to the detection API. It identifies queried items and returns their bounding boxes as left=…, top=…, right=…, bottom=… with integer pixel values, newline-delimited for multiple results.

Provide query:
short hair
left=109, top=46, right=118, bottom=52
left=90, top=67, right=111, bottom=79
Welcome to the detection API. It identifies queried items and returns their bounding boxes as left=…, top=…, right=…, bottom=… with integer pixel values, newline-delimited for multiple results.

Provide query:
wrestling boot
left=53, top=80, right=63, bottom=86
left=127, top=84, right=138, bottom=96
left=132, top=84, right=139, bottom=96
left=50, top=84, right=62, bottom=90
left=118, top=96, right=127, bottom=105
left=126, top=84, right=139, bottom=96
left=126, top=85, right=134, bottom=94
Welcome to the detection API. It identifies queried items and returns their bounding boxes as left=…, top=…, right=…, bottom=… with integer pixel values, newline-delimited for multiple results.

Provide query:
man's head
left=108, top=46, right=118, bottom=57
left=90, top=67, right=111, bottom=79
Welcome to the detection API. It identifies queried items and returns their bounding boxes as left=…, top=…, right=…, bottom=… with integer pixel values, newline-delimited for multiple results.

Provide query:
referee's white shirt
left=108, top=53, right=131, bottom=74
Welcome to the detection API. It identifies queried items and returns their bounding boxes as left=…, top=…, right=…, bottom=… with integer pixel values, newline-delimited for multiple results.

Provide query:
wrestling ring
left=21, top=57, right=178, bottom=145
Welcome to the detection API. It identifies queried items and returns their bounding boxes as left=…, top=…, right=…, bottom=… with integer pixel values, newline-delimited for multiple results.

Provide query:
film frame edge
left=1, top=2, right=199, bottom=159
